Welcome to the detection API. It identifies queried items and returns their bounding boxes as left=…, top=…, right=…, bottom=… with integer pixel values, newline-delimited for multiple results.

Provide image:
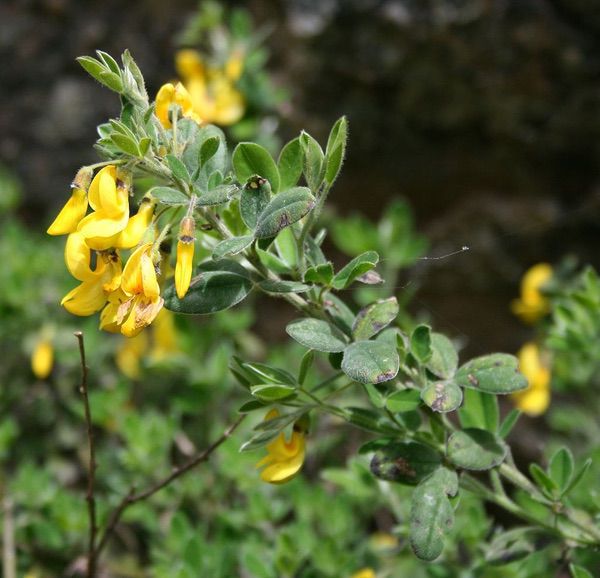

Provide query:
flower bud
left=175, top=216, right=196, bottom=299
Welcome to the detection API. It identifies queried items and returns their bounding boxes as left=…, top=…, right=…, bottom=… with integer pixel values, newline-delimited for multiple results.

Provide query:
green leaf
left=240, top=429, right=281, bottom=452
left=563, top=458, right=592, bottom=496
left=363, top=383, right=386, bottom=408
left=98, top=71, right=123, bottom=93
left=251, top=384, right=297, bottom=402
left=370, top=442, right=441, bottom=484
left=529, top=463, right=557, bottom=498
left=331, top=251, right=379, bottom=290
left=138, top=137, right=151, bottom=156
left=212, top=235, right=253, bottom=260
left=286, top=318, right=347, bottom=353
left=111, top=133, right=140, bottom=156
left=166, top=154, right=191, bottom=182
left=256, top=248, right=291, bottom=274
left=421, top=381, right=463, bottom=413
left=76, top=56, right=107, bottom=83
left=324, top=116, right=348, bottom=186
left=304, top=262, right=334, bottom=285
left=150, top=186, right=189, bottom=206
left=426, top=333, right=458, bottom=379
left=570, top=564, right=594, bottom=578
left=241, top=362, right=296, bottom=386
left=352, top=297, right=399, bottom=341
left=194, top=184, right=238, bottom=206
left=499, top=409, right=521, bottom=438
left=275, top=227, right=298, bottom=268
left=410, top=324, right=432, bottom=363
left=447, top=428, right=507, bottom=471
left=233, top=142, right=280, bottom=193
left=410, top=467, right=458, bottom=561
left=298, top=350, right=314, bottom=385
left=163, top=259, right=252, bottom=314
left=255, top=187, right=315, bottom=239
left=386, top=389, right=422, bottom=413
left=458, top=389, right=499, bottom=433
left=96, top=50, right=120, bottom=74
left=343, top=407, right=397, bottom=434
left=278, top=137, right=303, bottom=191
left=258, top=280, right=312, bottom=294
left=200, top=135, right=221, bottom=166
left=323, top=293, right=355, bottom=333
left=341, top=340, right=400, bottom=384
left=455, top=354, right=528, bottom=394
left=238, top=400, right=266, bottom=413
left=240, top=175, right=271, bottom=229
left=300, top=131, right=325, bottom=191
left=548, top=447, right=574, bottom=494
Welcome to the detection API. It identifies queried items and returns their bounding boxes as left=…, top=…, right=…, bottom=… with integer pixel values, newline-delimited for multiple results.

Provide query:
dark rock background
left=2, top=0, right=600, bottom=355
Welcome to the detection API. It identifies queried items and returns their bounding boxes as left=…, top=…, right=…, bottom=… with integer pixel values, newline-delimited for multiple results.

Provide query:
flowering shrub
left=32, top=48, right=600, bottom=577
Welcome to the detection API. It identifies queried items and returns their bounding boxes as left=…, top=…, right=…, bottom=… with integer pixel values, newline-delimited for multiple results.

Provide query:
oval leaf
left=213, top=235, right=253, bottom=260
left=421, top=381, right=463, bottom=413
left=163, top=260, right=252, bottom=315
left=342, top=340, right=400, bottom=384
left=332, top=251, right=379, bottom=290
left=352, top=297, right=399, bottom=341
left=286, top=318, right=347, bottom=353
left=258, top=280, right=313, bottom=294
left=255, top=187, right=315, bottom=239
left=150, top=186, right=189, bottom=206
left=233, top=142, right=280, bottom=193
left=447, top=428, right=507, bottom=471
left=240, top=176, right=271, bottom=229
left=426, top=333, right=458, bottom=379
left=386, top=389, right=422, bottom=413
left=250, top=384, right=297, bottom=402
left=370, top=442, right=441, bottom=484
left=455, top=353, right=528, bottom=394
left=194, top=184, right=238, bottom=206
left=278, top=137, right=303, bottom=191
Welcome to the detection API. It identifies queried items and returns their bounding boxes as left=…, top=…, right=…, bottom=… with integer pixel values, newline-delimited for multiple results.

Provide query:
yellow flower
left=77, top=166, right=130, bottom=249
left=175, top=216, right=195, bottom=299
left=31, top=338, right=53, bottom=379
left=175, top=49, right=245, bottom=126
left=61, top=233, right=122, bottom=316
left=350, top=569, right=376, bottom=578
left=256, top=409, right=306, bottom=484
left=115, top=243, right=164, bottom=337
left=225, top=49, right=244, bottom=82
left=116, top=332, right=149, bottom=379
left=512, top=342, right=551, bottom=416
left=149, top=308, right=179, bottom=361
left=47, top=167, right=92, bottom=235
left=155, top=82, right=200, bottom=129
left=511, top=263, right=553, bottom=324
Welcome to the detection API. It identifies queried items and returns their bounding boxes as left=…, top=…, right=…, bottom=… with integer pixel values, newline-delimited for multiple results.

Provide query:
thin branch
left=75, top=331, right=97, bottom=578
left=94, top=414, right=247, bottom=559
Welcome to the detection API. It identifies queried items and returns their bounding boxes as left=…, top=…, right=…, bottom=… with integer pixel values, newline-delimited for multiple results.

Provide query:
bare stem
left=94, top=414, right=247, bottom=560
left=74, top=331, right=97, bottom=578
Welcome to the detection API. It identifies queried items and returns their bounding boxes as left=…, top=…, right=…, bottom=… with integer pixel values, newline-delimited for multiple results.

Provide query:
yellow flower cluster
left=512, top=342, right=551, bottom=416
left=255, top=409, right=306, bottom=484
left=167, top=49, right=245, bottom=127
left=48, top=166, right=161, bottom=337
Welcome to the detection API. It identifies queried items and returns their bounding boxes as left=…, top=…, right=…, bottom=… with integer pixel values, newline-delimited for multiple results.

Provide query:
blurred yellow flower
left=47, top=167, right=92, bottom=235
left=155, top=82, right=200, bottom=129
left=149, top=308, right=179, bottom=362
left=512, top=342, right=551, bottom=416
left=256, top=409, right=306, bottom=484
left=350, top=569, right=377, bottom=578
left=175, top=49, right=245, bottom=126
left=175, top=216, right=195, bottom=299
left=31, top=338, right=53, bottom=379
left=511, top=263, right=553, bottom=324
left=116, top=332, right=149, bottom=379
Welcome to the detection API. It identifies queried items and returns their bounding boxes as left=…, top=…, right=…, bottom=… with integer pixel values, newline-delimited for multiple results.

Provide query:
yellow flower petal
left=120, top=295, right=164, bottom=337
left=512, top=387, right=550, bottom=416
left=175, top=240, right=194, bottom=299
left=32, top=338, right=53, bottom=379
left=350, top=569, right=377, bottom=578
left=225, top=50, right=244, bottom=82
left=61, top=279, right=108, bottom=316
left=88, top=166, right=117, bottom=213
left=512, top=263, right=553, bottom=323
left=64, top=232, right=100, bottom=281
left=115, top=199, right=155, bottom=249
left=99, top=290, right=127, bottom=333
left=47, top=187, right=88, bottom=235
left=512, top=342, right=552, bottom=416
